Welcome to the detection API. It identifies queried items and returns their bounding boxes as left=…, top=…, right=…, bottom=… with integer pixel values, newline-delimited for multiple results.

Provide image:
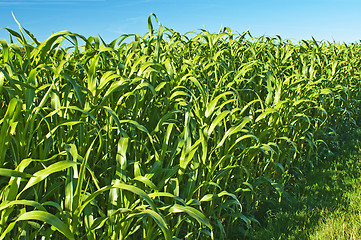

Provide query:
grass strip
left=251, top=127, right=361, bottom=239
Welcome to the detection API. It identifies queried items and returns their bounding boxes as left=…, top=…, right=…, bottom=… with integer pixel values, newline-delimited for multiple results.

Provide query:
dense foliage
left=0, top=15, right=360, bottom=239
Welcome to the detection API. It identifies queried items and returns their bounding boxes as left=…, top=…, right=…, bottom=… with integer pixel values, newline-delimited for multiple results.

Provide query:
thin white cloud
left=126, top=16, right=145, bottom=23
left=0, top=0, right=104, bottom=5
left=0, top=0, right=104, bottom=1
left=107, top=26, right=125, bottom=35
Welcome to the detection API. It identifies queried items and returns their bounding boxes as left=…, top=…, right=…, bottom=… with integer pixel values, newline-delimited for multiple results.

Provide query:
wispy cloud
left=0, top=0, right=105, bottom=5
left=1, top=0, right=105, bottom=1
left=126, top=16, right=145, bottom=23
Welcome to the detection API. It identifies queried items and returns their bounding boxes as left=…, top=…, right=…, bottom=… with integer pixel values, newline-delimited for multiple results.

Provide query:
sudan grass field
left=0, top=14, right=360, bottom=239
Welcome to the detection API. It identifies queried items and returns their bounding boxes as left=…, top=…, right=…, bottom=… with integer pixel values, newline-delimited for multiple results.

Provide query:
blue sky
left=0, top=0, right=360, bottom=44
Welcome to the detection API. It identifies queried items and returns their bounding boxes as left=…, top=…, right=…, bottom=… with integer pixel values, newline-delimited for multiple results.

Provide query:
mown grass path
left=251, top=127, right=361, bottom=239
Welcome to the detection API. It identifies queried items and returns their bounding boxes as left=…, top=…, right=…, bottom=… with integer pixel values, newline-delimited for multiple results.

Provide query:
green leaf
left=255, top=108, right=278, bottom=122
left=0, top=200, right=46, bottom=212
left=16, top=211, right=74, bottom=240
left=0, top=98, right=22, bottom=167
left=205, top=91, right=233, bottom=118
left=207, top=111, right=230, bottom=137
left=20, top=161, right=78, bottom=195
left=128, top=209, right=171, bottom=240
left=0, top=168, right=32, bottom=178
left=169, top=204, right=212, bottom=230
left=77, top=183, right=157, bottom=216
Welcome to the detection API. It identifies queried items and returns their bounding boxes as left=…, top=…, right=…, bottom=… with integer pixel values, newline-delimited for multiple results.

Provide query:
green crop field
left=0, top=14, right=360, bottom=239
